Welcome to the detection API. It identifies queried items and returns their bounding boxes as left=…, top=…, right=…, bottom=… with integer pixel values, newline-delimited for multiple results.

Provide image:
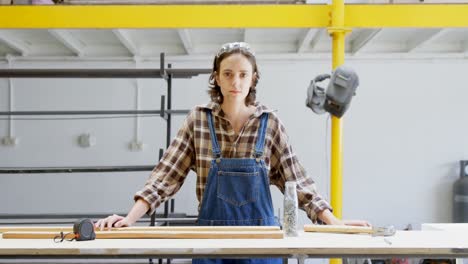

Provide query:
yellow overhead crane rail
left=0, top=4, right=468, bottom=28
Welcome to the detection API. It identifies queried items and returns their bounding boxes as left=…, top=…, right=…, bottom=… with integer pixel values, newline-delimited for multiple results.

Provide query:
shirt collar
left=200, top=101, right=276, bottom=118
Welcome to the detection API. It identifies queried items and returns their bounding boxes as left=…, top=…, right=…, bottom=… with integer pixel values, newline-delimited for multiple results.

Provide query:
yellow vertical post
left=330, top=32, right=345, bottom=220
left=328, top=0, right=349, bottom=264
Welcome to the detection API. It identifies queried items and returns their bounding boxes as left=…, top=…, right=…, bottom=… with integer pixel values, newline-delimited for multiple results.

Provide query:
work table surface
left=1, top=230, right=468, bottom=259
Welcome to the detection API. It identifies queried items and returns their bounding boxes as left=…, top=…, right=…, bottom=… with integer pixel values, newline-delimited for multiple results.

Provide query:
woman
left=95, top=42, right=369, bottom=264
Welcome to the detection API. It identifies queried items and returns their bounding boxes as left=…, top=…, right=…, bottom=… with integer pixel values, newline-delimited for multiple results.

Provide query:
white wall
left=0, top=57, right=467, bottom=230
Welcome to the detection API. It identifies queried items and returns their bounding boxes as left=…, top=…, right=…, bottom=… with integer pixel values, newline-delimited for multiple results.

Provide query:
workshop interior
left=0, top=1, right=468, bottom=264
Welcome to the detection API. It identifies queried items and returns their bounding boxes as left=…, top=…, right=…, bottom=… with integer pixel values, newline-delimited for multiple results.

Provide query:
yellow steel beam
left=1, top=4, right=468, bottom=29
left=346, top=4, right=468, bottom=28
left=0, top=5, right=330, bottom=29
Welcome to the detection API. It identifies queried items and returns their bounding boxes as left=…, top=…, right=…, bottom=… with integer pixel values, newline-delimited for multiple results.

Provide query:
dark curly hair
left=208, top=48, right=260, bottom=106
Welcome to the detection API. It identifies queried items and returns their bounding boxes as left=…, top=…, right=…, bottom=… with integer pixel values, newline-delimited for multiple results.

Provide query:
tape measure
left=73, top=218, right=96, bottom=241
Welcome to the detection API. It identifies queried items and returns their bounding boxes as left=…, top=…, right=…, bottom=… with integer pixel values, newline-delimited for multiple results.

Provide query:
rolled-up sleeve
left=134, top=110, right=195, bottom=215
left=269, top=116, right=332, bottom=223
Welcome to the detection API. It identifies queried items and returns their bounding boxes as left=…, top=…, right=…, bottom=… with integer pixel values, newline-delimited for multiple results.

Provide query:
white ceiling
left=1, top=0, right=468, bottom=61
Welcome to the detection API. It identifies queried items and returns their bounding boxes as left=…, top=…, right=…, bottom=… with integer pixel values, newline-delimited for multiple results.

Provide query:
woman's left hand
left=318, top=209, right=371, bottom=227
left=342, top=219, right=371, bottom=227
left=327, top=217, right=371, bottom=227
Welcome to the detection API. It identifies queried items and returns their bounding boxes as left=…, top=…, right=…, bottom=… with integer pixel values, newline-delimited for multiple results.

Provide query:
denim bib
left=193, top=110, right=281, bottom=264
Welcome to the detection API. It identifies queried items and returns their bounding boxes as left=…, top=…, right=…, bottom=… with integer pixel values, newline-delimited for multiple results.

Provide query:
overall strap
left=254, top=113, right=269, bottom=161
left=206, top=110, right=221, bottom=160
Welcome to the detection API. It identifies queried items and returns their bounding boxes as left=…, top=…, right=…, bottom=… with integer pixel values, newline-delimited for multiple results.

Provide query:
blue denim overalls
left=192, top=110, right=282, bottom=264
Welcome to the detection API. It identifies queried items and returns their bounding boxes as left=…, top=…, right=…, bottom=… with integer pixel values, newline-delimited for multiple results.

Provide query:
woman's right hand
left=94, top=199, right=150, bottom=231
left=94, top=214, right=132, bottom=231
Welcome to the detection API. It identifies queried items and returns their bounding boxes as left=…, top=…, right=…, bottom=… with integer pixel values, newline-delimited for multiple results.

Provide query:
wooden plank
left=304, top=224, right=373, bottom=234
left=3, top=230, right=468, bottom=258
left=0, top=225, right=280, bottom=233
left=2, top=230, right=284, bottom=239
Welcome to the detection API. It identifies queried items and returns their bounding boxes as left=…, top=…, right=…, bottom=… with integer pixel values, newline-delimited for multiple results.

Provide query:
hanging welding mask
left=306, top=65, right=359, bottom=118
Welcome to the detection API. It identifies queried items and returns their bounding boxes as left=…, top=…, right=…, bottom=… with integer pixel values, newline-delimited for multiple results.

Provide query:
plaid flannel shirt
left=134, top=102, right=332, bottom=222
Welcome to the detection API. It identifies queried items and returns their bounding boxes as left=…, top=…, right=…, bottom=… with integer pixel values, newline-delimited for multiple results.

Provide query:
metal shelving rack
left=0, top=52, right=210, bottom=225
left=0, top=53, right=210, bottom=264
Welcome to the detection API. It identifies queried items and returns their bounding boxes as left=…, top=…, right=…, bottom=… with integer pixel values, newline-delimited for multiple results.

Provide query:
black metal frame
left=0, top=53, right=211, bottom=264
left=0, top=109, right=189, bottom=116
left=0, top=69, right=211, bottom=78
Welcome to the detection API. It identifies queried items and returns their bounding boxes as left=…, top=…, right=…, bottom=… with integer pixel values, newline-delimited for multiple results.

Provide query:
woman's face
left=215, top=53, right=255, bottom=105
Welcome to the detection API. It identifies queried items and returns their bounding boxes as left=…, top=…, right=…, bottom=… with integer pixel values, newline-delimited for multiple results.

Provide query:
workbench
left=1, top=229, right=468, bottom=260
